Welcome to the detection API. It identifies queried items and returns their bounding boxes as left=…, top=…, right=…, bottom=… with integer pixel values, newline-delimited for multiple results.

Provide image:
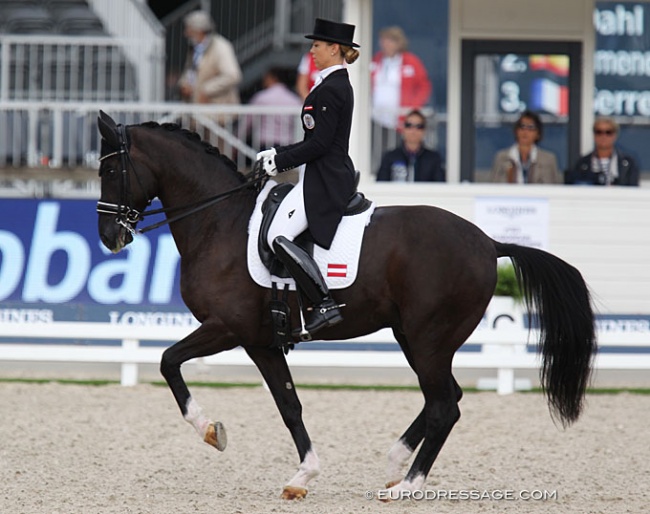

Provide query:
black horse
left=96, top=112, right=596, bottom=500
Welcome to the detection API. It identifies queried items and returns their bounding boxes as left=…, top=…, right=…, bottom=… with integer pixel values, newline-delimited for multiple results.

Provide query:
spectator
left=376, top=109, right=444, bottom=182
left=491, top=111, right=561, bottom=184
left=565, top=117, right=639, bottom=186
left=370, top=26, right=432, bottom=130
left=295, top=52, right=319, bottom=100
left=247, top=67, right=302, bottom=149
left=177, top=10, right=241, bottom=107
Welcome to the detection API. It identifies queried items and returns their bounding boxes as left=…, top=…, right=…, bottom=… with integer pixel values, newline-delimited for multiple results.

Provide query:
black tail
left=495, top=241, right=596, bottom=426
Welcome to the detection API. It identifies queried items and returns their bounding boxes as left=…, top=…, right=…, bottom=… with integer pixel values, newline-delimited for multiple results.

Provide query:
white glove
left=255, top=148, right=276, bottom=161
left=261, top=154, right=278, bottom=177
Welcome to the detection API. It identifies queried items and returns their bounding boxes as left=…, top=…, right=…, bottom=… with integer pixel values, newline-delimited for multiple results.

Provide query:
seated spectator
left=565, top=116, right=639, bottom=186
left=247, top=67, right=302, bottom=149
left=376, top=110, right=444, bottom=182
left=491, top=111, right=561, bottom=184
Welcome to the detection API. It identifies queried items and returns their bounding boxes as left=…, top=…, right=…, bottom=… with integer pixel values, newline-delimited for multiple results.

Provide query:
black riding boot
left=272, top=236, right=343, bottom=337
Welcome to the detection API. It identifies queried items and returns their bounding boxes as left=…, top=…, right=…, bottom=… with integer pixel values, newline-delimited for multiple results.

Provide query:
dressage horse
left=96, top=112, right=596, bottom=500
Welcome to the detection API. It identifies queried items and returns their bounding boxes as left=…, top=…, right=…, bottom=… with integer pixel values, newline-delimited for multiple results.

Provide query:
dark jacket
left=566, top=150, right=639, bottom=186
left=376, top=145, right=445, bottom=182
left=274, top=68, right=356, bottom=249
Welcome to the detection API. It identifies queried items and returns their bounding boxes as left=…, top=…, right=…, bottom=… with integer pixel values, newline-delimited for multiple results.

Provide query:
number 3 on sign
left=500, top=81, right=526, bottom=112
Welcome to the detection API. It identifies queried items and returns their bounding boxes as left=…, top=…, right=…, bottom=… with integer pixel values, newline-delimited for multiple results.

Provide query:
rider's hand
left=261, top=155, right=278, bottom=177
left=255, top=148, right=276, bottom=161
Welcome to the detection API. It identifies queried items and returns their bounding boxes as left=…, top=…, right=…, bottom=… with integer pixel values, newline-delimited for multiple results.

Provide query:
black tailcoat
left=274, top=68, right=356, bottom=249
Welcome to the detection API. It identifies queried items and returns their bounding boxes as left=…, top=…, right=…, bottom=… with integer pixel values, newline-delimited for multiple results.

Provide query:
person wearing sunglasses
left=490, top=110, right=561, bottom=184
left=565, top=117, right=639, bottom=186
left=376, top=109, right=444, bottom=182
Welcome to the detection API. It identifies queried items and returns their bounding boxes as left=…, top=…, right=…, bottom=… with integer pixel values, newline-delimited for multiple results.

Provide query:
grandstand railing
left=0, top=101, right=445, bottom=190
left=0, top=101, right=302, bottom=171
left=0, top=35, right=141, bottom=102
left=87, top=0, right=165, bottom=102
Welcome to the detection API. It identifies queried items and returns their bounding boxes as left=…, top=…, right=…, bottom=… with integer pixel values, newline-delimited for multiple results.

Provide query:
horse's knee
left=160, top=347, right=180, bottom=380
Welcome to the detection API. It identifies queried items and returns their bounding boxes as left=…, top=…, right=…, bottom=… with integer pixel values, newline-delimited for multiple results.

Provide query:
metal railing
left=0, top=101, right=303, bottom=170
left=0, top=35, right=141, bottom=102
left=87, top=0, right=165, bottom=102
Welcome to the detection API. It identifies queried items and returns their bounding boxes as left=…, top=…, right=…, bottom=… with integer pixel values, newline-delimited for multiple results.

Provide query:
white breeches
left=266, top=168, right=308, bottom=249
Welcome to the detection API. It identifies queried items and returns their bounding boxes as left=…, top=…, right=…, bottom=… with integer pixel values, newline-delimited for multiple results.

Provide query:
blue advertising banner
left=0, top=198, right=196, bottom=326
left=594, top=2, right=650, bottom=116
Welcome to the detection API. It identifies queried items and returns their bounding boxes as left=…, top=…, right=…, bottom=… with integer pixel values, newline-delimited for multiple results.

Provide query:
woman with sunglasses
left=566, top=117, right=639, bottom=186
left=490, top=110, right=561, bottom=184
left=376, top=109, right=444, bottom=181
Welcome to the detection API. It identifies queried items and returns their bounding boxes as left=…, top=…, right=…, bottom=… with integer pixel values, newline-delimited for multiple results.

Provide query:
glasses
left=404, top=122, right=425, bottom=130
left=594, top=129, right=615, bottom=136
left=517, top=123, right=537, bottom=131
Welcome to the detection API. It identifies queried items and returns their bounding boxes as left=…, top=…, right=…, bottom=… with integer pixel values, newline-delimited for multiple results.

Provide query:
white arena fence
left=0, top=322, right=648, bottom=393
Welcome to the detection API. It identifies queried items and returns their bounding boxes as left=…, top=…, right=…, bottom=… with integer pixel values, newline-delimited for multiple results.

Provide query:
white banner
left=474, top=197, right=549, bottom=250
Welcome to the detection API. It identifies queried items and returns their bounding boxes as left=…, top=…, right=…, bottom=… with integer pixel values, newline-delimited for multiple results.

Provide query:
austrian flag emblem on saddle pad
left=247, top=180, right=375, bottom=290
left=327, top=263, right=347, bottom=278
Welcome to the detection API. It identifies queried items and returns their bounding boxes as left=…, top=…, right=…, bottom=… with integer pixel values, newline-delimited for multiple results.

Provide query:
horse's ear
left=97, top=110, right=120, bottom=148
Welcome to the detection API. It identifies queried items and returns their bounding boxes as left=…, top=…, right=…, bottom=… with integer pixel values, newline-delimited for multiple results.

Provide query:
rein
left=97, top=124, right=267, bottom=235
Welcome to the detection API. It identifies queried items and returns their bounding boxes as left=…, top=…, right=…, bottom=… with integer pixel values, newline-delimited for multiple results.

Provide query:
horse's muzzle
left=98, top=215, right=134, bottom=253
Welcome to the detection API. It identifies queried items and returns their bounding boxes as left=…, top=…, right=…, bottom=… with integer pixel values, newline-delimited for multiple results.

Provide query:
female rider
left=256, top=18, right=360, bottom=338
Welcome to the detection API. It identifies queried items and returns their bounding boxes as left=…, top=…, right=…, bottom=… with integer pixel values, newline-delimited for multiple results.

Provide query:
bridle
left=96, top=123, right=267, bottom=235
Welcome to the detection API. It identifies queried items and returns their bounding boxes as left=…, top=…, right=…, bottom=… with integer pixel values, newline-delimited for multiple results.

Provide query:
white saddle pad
left=247, top=179, right=375, bottom=290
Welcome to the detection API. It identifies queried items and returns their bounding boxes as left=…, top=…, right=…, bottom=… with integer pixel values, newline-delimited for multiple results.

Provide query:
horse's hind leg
left=245, top=346, right=318, bottom=500
left=381, top=356, right=460, bottom=500
left=385, top=375, right=462, bottom=488
left=160, top=322, right=239, bottom=450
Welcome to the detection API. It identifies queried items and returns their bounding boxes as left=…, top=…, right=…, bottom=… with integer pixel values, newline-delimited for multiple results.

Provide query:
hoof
left=281, top=485, right=308, bottom=500
left=385, top=479, right=401, bottom=489
left=204, top=421, right=227, bottom=451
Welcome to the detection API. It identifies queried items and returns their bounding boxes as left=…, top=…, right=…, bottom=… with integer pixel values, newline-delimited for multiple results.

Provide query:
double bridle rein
left=96, top=123, right=267, bottom=235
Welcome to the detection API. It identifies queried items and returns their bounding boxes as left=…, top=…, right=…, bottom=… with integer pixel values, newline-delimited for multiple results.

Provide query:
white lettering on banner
left=0, top=232, right=24, bottom=298
left=595, top=50, right=650, bottom=77
left=0, top=202, right=181, bottom=305
left=594, top=5, right=644, bottom=36
left=594, top=88, right=650, bottom=116
left=597, top=319, right=650, bottom=333
left=108, top=311, right=199, bottom=327
left=149, top=235, right=178, bottom=303
left=88, top=238, right=150, bottom=303
left=0, top=308, right=53, bottom=323
left=24, top=203, right=91, bottom=302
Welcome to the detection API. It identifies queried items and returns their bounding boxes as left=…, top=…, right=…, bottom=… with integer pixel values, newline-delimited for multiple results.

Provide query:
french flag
left=327, top=263, right=347, bottom=278
left=530, top=78, right=568, bottom=116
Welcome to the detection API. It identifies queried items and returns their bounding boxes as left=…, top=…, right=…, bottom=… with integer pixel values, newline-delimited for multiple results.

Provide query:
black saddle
left=258, top=174, right=371, bottom=278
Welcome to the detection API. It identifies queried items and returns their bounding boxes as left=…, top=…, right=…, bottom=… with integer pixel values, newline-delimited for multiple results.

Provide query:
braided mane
left=139, top=121, right=244, bottom=181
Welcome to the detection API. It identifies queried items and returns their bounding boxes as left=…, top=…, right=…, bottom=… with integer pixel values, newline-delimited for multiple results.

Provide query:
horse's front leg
left=245, top=346, right=319, bottom=500
left=160, top=322, right=239, bottom=450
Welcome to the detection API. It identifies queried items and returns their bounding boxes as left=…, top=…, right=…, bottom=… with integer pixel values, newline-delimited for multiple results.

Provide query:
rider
left=256, top=18, right=360, bottom=337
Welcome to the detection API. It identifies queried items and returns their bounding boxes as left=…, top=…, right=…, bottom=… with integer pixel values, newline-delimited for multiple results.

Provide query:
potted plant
left=486, top=262, right=525, bottom=329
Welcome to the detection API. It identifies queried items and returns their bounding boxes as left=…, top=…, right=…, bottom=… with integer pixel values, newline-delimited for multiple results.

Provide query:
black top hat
left=305, top=18, right=360, bottom=48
